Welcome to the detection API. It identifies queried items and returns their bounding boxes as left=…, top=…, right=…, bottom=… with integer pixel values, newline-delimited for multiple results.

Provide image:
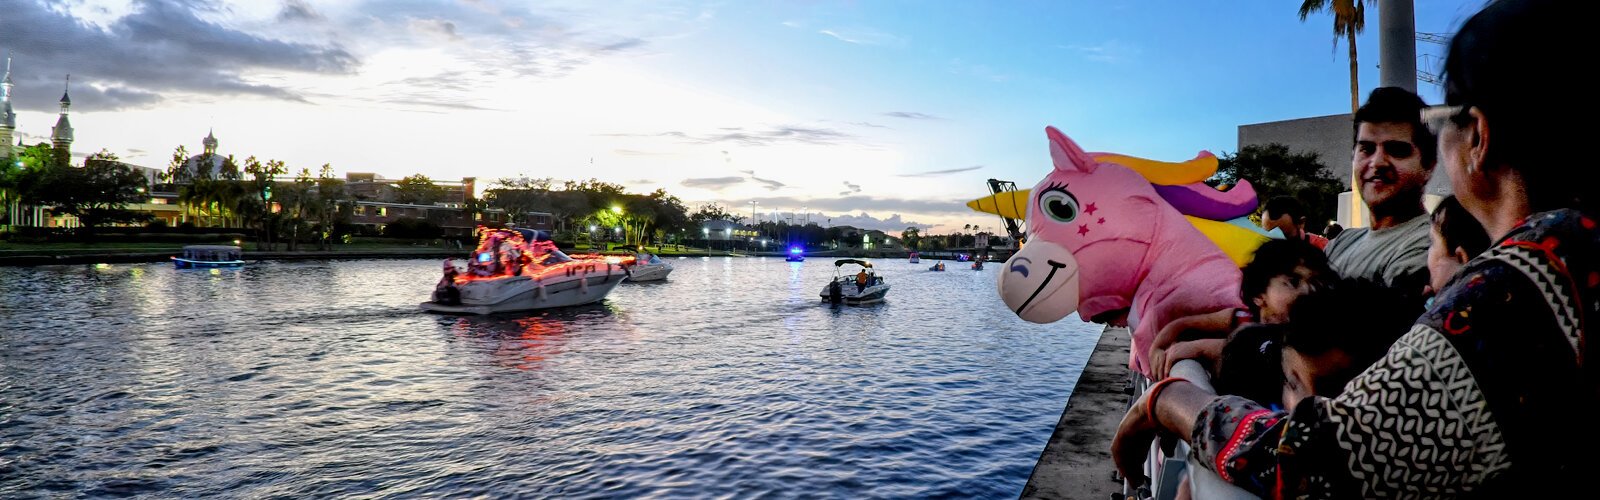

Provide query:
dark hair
left=1284, top=279, right=1422, bottom=389
left=1215, top=323, right=1286, bottom=406
left=1352, top=86, right=1437, bottom=168
left=1431, top=195, right=1490, bottom=258
left=1324, top=223, right=1344, bottom=240
left=1444, top=0, right=1592, bottom=213
left=1240, top=239, right=1335, bottom=315
left=1262, top=196, right=1305, bottom=222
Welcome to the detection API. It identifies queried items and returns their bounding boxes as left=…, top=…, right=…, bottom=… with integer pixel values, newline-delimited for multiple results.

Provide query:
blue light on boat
left=789, top=247, right=802, bottom=254
left=478, top=252, right=492, bottom=263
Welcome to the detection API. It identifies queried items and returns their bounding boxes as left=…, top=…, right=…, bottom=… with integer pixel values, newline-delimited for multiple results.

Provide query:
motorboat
left=612, top=245, right=673, bottom=282
left=821, top=259, right=890, bottom=305
left=172, top=245, right=244, bottom=268
left=928, top=261, right=946, bottom=271
left=421, top=227, right=628, bottom=315
left=908, top=252, right=920, bottom=264
left=785, top=246, right=805, bottom=262
left=971, top=259, right=985, bottom=270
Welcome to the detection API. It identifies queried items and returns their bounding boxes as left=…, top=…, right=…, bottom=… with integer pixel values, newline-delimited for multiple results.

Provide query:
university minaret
left=0, top=57, right=15, bottom=161
left=50, top=75, right=72, bottom=166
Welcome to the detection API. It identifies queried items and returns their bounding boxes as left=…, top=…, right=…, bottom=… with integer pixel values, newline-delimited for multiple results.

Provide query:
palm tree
left=1299, top=0, right=1370, bottom=115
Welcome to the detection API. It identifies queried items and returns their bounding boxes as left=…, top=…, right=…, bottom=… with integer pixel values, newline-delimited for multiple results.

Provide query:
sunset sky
left=1, top=0, right=1478, bottom=233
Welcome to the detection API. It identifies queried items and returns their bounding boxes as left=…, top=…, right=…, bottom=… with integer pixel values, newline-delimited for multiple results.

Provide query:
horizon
left=0, top=0, right=1478, bottom=234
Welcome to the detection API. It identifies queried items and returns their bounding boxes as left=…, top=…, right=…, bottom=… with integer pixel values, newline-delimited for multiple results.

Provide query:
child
left=1148, top=239, right=1334, bottom=377
left=1279, top=279, right=1422, bottom=410
left=1426, top=195, right=1490, bottom=300
left=1213, top=323, right=1286, bottom=408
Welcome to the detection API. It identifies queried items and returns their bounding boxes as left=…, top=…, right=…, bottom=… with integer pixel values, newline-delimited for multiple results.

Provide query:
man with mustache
left=1323, top=87, right=1435, bottom=294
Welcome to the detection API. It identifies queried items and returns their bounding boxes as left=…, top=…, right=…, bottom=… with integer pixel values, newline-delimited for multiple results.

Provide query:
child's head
left=1214, top=323, right=1286, bottom=407
left=1427, top=195, right=1490, bottom=294
left=1240, top=239, right=1335, bottom=324
left=1280, top=279, right=1421, bottom=409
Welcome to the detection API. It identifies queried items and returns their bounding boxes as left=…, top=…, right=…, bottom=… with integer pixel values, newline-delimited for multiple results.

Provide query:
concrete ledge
left=1022, top=326, right=1131, bottom=500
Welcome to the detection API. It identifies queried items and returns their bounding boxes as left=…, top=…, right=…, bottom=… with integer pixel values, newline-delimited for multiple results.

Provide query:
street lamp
left=611, top=206, right=623, bottom=214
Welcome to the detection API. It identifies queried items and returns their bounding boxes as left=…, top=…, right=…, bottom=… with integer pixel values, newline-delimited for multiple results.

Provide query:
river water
left=0, top=257, right=1101, bottom=498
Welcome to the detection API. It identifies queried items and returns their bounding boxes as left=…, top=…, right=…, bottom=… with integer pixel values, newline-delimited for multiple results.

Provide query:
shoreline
left=0, top=247, right=956, bottom=267
left=1021, top=325, right=1130, bottom=500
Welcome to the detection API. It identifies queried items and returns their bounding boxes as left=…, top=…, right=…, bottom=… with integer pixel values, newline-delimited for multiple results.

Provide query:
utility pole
left=1379, top=0, right=1418, bottom=92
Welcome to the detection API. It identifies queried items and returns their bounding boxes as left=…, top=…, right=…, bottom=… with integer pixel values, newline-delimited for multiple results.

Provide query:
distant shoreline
left=0, top=246, right=989, bottom=267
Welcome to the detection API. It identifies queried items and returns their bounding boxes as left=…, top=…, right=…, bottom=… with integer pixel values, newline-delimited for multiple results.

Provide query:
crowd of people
left=1111, top=1, right=1598, bottom=496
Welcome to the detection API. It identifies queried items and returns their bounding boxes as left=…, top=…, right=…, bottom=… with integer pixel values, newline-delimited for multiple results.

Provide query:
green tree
left=29, top=149, right=151, bottom=228
left=900, top=226, right=922, bottom=250
left=1299, top=0, right=1371, bottom=115
left=313, top=164, right=346, bottom=250
left=1210, top=143, right=1345, bottom=234
left=688, top=202, right=738, bottom=224
left=394, top=174, right=445, bottom=205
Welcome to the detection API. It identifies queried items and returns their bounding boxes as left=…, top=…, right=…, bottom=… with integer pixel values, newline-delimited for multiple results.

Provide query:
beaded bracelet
left=1144, top=378, right=1187, bottom=424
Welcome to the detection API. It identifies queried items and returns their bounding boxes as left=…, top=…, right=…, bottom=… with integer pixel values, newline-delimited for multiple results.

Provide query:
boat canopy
left=834, top=259, right=873, bottom=268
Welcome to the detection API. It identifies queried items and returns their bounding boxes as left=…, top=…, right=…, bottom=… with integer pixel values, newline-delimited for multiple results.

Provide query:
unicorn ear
left=1046, top=126, right=1097, bottom=174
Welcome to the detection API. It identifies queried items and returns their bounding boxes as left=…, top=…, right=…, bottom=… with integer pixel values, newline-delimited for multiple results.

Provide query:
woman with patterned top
left=1112, top=1, right=1600, bottom=496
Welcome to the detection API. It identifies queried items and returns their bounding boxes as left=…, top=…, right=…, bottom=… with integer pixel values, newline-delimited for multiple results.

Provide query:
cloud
left=840, top=181, right=862, bottom=196
left=277, top=0, right=325, bottom=23
left=848, top=121, right=890, bottom=129
left=737, top=169, right=754, bottom=175
left=781, top=20, right=803, bottom=28
left=613, top=149, right=667, bottom=156
left=897, top=165, right=983, bottom=177
left=628, top=178, right=654, bottom=184
left=750, top=174, right=785, bottom=191
left=409, top=18, right=463, bottom=41
left=882, top=111, right=940, bottom=120
left=0, top=0, right=357, bottom=111
left=681, top=176, right=746, bottom=190
left=1060, top=40, right=1141, bottom=63
left=600, top=126, right=859, bottom=147
left=825, top=212, right=933, bottom=232
left=947, top=58, right=1010, bottom=83
left=746, top=195, right=972, bottom=218
left=818, top=28, right=905, bottom=47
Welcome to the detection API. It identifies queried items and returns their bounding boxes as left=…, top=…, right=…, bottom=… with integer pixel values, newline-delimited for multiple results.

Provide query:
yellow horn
left=966, top=189, right=1031, bottom=220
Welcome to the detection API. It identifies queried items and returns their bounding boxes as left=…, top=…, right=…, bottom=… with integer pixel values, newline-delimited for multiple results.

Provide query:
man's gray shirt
left=1324, top=214, right=1432, bottom=291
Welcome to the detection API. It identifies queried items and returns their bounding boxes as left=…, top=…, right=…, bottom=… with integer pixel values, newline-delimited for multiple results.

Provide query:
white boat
left=172, top=245, right=244, bottom=269
left=421, top=227, right=629, bottom=315
left=820, top=259, right=890, bottom=305
left=908, top=252, right=920, bottom=264
left=614, top=245, right=673, bottom=282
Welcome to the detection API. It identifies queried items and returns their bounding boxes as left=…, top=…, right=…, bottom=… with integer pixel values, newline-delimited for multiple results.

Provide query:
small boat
left=613, top=245, right=673, bottom=282
left=785, top=246, right=805, bottom=262
left=821, top=259, right=890, bottom=305
left=928, top=261, right=946, bottom=272
left=172, top=245, right=244, bottom=268
left=908, top=252, right=920, bottom=264
left=421, top=227, right=628, bottom=315
left=971, top=259, right=985, bottom=270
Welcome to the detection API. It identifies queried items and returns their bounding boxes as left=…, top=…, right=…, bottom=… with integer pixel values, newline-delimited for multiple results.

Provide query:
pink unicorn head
left=991, top=127, right=1247, bottom=374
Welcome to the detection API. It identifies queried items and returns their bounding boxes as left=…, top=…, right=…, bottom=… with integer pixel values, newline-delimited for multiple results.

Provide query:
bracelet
left=1144, top=378, right=1187, bottom=423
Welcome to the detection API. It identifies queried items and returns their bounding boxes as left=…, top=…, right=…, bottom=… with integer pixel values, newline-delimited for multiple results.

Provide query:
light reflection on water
left=0, top=258, right=1100, bottom=498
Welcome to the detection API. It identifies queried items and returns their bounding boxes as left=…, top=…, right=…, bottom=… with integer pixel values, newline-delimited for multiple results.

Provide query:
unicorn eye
left=1039, top=188, right=1079, bottom=223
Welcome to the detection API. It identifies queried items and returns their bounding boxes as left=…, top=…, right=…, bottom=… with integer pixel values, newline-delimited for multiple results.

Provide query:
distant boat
left=421, top=227, right=627, bottom=315
left=612, top=245, right=673, bottom=282
left=908, top=252, right=920, bottom=264
left=928, top=261, right=946, bottom=272
left=172, top=245, right=244, bottom=269
left=821, top=259, right=890, bottom=305
left=785, top=246, right=805, bottom=262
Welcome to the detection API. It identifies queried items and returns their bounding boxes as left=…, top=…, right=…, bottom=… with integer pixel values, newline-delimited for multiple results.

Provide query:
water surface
left=0, top=257, right=1101, bottom=498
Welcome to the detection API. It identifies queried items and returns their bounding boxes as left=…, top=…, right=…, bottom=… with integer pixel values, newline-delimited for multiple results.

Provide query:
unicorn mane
left=1089, top=151, right=1277, bottom=266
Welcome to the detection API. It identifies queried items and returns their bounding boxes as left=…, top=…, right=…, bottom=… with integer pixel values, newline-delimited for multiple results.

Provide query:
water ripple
left=0, top=258, right=1099, bottom=498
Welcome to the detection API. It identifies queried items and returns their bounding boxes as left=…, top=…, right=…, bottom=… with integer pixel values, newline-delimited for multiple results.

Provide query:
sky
left=0, top=0, right=1485, bottom=233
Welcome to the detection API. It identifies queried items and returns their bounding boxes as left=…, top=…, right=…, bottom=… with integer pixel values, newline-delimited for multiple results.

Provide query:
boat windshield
left=541, top=249, right=574, bottom=266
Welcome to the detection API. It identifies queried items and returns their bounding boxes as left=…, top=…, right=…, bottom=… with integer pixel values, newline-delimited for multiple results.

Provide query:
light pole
left=702, top=227, right=709, bottom=251
left=750, top=200, right=759, bottom=226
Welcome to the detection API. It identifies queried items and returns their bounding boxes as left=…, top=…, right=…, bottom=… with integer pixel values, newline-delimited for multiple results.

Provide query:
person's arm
left=1112, top=379, right=1218, bottom=487
left=1156, top=338, right=1225, bottom=379
left=1149, top=309, right=1236, bottom=378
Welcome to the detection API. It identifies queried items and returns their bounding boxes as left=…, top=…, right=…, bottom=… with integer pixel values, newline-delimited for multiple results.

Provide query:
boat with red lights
left=420, top=227, right=628, bottom=315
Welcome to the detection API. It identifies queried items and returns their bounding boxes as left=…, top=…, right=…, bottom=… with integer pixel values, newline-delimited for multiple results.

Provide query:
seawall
left=1022, top=326, right=1130, bottom=500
